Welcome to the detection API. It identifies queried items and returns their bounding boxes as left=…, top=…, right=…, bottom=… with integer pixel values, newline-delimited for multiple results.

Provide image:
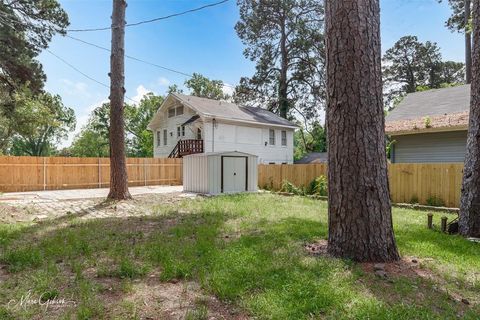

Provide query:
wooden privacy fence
left=0, top=157, right=464, bottom=208
left=258, top=163, right=464, bottom=208
left=258, top=164, right=328, bottom=190
left=0, top=156, right=182, bottom=192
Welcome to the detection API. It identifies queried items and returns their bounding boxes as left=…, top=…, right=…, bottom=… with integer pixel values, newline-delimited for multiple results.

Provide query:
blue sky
left=38, top=0, right=464, bottom=146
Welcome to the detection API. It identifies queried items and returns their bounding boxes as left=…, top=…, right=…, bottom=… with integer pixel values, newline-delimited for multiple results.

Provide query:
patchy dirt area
left=304, top=240, right=477, bottom=313
left=304, top=239, right=328, bottom=256
left=0, top=188, right=195, bottom=224
left=117, top=279, right=247, bottom=320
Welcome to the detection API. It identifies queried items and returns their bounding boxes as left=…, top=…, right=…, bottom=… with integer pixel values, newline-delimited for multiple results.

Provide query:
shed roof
left=385, top=85, right=470, bottom=135
left=184, top=151, right=258, bottom=158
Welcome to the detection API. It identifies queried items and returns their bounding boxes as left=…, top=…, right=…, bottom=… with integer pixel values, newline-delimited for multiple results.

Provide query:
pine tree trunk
left=459, top=0, right=480, bottom=237
left=466, top=0, right=473, bottom=84
left=325, top=0, right=400, bottom=262
left=107, top=0, right=131, bottom=200
left=278, top=15, right=289, bottom=119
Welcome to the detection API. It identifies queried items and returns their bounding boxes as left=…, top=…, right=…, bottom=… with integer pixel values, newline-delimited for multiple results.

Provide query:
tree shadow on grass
left=0, top=203, right=479, bottom=319
left=207, top=216, right=480, bottom=319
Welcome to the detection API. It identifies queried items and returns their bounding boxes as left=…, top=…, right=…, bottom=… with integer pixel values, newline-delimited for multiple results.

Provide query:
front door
left=222, top=157, right=247, bottom=193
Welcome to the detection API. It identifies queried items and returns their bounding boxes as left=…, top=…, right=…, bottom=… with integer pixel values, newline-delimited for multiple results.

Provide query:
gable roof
left=148, top=93, right=298, bottom=129
left=385, top=85, right=470, bottom=135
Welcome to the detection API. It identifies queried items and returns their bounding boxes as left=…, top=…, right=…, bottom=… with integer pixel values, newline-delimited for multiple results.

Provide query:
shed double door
left=222, top=156, right=247, bottom=193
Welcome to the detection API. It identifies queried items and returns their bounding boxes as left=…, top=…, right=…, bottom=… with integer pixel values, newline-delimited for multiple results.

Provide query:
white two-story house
left=147, top=93, right=297, bottom=164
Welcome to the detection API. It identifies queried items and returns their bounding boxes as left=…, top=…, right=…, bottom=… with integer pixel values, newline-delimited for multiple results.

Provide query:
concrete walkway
left=0, top=185, right=189, bottom=223
left=0, top=185, right=184, bottom=203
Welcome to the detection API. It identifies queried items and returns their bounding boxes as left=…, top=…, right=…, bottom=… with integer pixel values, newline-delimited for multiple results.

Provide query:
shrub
left=280, top=180, right=304, bottom=195
left=409, top=195, right=419, bottom=204
left=426, top=195, right=445, bottom=207
left=424, top=116, right=432, bottom=128
left=308, top=176, right=328, bottom=196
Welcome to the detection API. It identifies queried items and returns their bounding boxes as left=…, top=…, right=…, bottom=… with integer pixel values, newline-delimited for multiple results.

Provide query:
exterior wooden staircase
left=168, top=139, right=204, bottom=158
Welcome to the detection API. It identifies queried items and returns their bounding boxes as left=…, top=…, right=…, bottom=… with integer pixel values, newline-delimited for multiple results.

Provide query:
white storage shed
left=183, top=151, right=258, bottom=195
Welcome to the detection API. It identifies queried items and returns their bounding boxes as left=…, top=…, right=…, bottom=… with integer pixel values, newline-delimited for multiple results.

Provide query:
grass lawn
left=0, top=193, right=479, bottom=319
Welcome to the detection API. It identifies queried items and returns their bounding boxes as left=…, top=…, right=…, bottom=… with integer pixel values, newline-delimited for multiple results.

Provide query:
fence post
left=144, top=158, right=147, bottom=186
left=427, top=213, right=433, bottom=229
left=43, top=157, right=46, bottom=190
left=441, top=216, right=448, bottom=233
left=98, top=158, right=101, bottom=188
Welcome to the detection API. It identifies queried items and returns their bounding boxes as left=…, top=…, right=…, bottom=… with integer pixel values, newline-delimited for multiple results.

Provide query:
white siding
left=203, top=120, right=294, bottom=164
left=392, top=131, right=467, bottom=163
left=152, top=103, right=199, bottom=158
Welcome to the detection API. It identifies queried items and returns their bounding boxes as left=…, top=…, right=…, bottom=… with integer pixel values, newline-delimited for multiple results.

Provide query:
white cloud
left=157, top=77, right=170, bottom=87
left=222, top=83, right=235, bottom=97
left=60, top=79, right=91, bottom=98
left=131, top=85, right=153, bottom=104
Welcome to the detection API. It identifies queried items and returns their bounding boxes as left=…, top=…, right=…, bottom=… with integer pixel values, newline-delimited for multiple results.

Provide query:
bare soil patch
left=304, top=239, right=329, bottom=256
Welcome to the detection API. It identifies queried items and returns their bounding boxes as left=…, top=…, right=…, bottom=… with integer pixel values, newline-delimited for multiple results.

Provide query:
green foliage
left=0, top=0, right=69, bottom=94
left=426, top=195, right=446, bottom=207
left=69, top=129, right=109, bottom=157
left=423, top=116, right=432, bottom=128
left=234, top=0, right=325, bottom=121
left=308, top=176, right=328, bottom=196
left=294, top=122, right=327, bottom=161
left=383, top=35, right=464, bottom=109
left=386, top=139, right=396, bottom=160
left=409, top=195, right=420, bottom=204
left=280, top=180, right=304, bottom=195
left=69, top=93, right=163, bottom=157
left=437, top=0, right=470, bottom=33
left=7, top=91, right=75, bottom=156
left=184, top=73, right=229, bottom=100
left=125, top=93, right=163, bottom=157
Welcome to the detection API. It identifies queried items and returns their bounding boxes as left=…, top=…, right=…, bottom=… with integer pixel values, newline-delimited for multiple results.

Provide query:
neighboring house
left=385, top=85, right=470, bottom=163
left=295, top=152, right=328, bottom=164
left=147, top=93, right=297, bottom=164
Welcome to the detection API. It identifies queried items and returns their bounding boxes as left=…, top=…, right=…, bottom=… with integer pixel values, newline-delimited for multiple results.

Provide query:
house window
left=176, top=106, right=184, bottom=116
left=156, top=131, right=161, bottom=147
left=197, top=128, right=202, bottom=140
left=182, top=126, right=185, bottom=136
left=168, top=105, right=184, bottom=118
left=163, top=129, right=167, bottom=145
left=281, top=130, right=287, bottom=146
left=177, top=126, right=181, bottom=137
left=269, top=129, right=275, bottom=145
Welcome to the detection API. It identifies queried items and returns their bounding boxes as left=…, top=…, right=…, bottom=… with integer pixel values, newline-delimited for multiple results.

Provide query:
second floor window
left=177, top=126, right=181, bottom=137
left=281, top=130, right=287, bottom=146
left=197, top=128, right=202, bottom=140
left=269, top=129, right=275, bottom=145
left=176, top=106, right=184, bottom=116
left=182, top=126, right=185, bottom=136
left=168, top=105, right=184, bottom=118
left=156, top=131, right=161, bottom=147
left=163, top=129, right=167, bottom=145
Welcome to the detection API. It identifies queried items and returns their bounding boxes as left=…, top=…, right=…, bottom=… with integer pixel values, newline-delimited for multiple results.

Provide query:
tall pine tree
left=459, top=0, right=480, bottom=237
left=325, top=0, right=400, bottom=262
left=234, top=0, right=325, bottom=123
